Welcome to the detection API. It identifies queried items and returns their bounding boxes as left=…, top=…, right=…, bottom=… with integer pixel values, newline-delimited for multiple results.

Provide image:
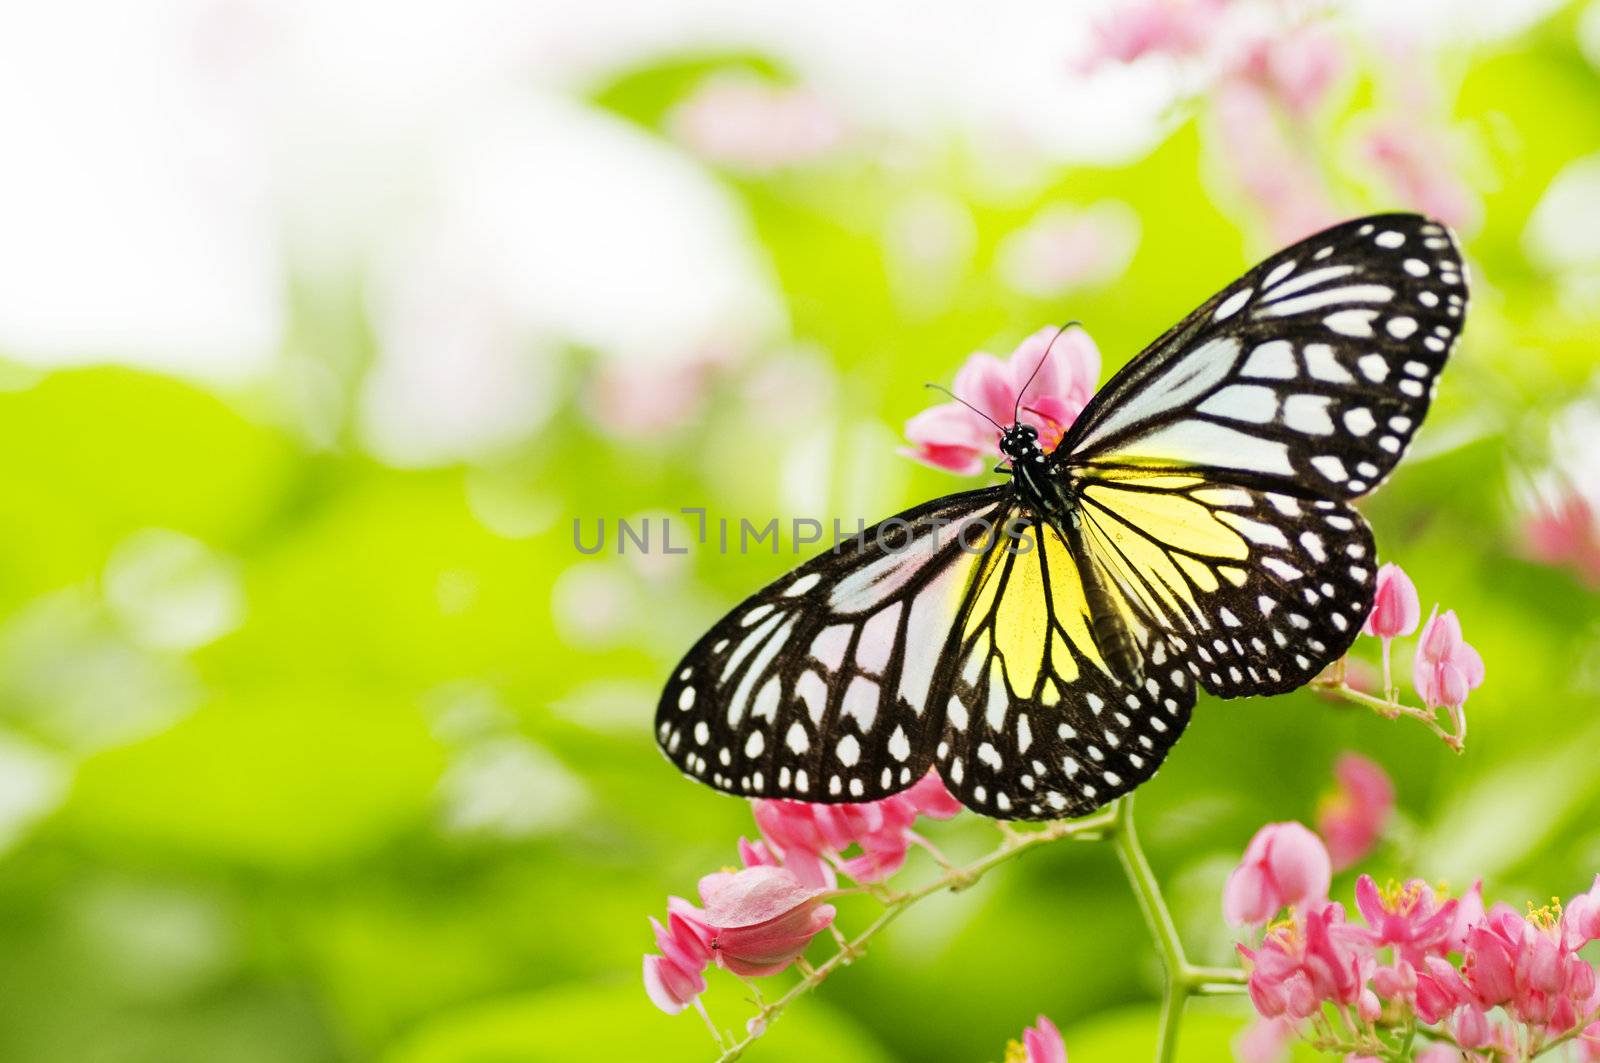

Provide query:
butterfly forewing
left=931, top=518, right=1195, bottom=819
left=657, top=488, right=1007, bottom=802
left=1063, top=213, right=1466, bottom=498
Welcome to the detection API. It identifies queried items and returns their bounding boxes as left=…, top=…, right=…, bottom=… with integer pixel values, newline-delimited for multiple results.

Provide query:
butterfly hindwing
left=1073, top=470, right=1377, bottom=698
left=656, top=488, right=1007, bottom=802
left=1063, top=213, right=1466, bottom=498
left=931, top=518, right=1196, bottom=819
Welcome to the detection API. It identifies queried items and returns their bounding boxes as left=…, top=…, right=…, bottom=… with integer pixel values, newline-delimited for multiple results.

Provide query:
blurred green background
left=5, top=1, right=1600, bottom=1060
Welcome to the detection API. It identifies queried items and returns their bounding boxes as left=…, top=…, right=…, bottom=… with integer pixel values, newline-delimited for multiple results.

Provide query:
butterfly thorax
left=1000, top=420, right=1146, bottom=686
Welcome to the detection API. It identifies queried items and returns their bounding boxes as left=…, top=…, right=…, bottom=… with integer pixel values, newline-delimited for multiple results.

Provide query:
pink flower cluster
left=1229, top=825, right=1600, bottom=1061
left=643, top=866, right=836, bottom=1013
left=901, top=326, right=1101, bottom=476
left=1361, top=562, right=1485, bottom=720
left=1316, top=753, right=1396, bottom=872
left=643, top=770, right=963, bottom=1015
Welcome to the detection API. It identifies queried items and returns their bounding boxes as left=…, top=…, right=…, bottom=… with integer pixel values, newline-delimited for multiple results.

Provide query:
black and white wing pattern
left=929, top=518, right=1196, bottom=820
left=656, top=488, right=1008, bottom=803
left=1061, top=213, right=1467, bottom=498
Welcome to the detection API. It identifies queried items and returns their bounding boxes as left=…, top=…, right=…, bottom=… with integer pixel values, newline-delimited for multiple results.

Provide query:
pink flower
left=1353, top=876, right=1459, bottom=968
left=697, top=865, right=836, bottom=977
left=996, top=203, right=1140, bottom=298
left=1363, top=563, right=1421, bottom=639
left=1234, top=1016, right=1294, bottom=1063
left=1317, top=754, right=1395, bottom=871
left=1363, top=119, right=1480, bottom=231
left=1523, top=490, right=1600, bottom=588
left=1233, top=24, right=1345, bottom=118
left=1224, top=822, right=1333, bottom=926
left=1417, top=1045, right=1465, bottom=1063
left=1239, top=901, right=1369, bottom=1019
left=1076, top=0, right=1220, bottom=70
left=642, top=897, right=716, bottom=1014
left=901, top=327, right=1100, bottom=475
left=669, top=76, right=843, bottom=173
left=1210, top=81, right=1341, bottom=243
left=1412, top=607, right=1485, bottom=711
left=1012, top=1014, right=1067, bottom=1063
left=1563, top=875, right=1600, bottom=949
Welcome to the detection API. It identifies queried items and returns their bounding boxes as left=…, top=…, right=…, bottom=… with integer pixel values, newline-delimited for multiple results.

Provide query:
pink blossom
left=1523, top=490, right=1600, bottom=587
left=1014, top=1014, right=1067, bottom=1063
left=1076, top=0, right=1220, bottom=70
left=1352, top=876, right=1458, bottom=968
left=996, top=203, right=1140, bottom=298
left=1232, top=24, right=1344, bottom=118
left=1224, top=822, right=1333, bottom=926
left=1363, top=120, right=1480, bottom=231
left=669, top=76, right=843, bottom=173
left=901, top=327, right=1101, bottom=475
left=1210, top=81, right=1341, bottom=243
left=698, top=865, right=836, bottom=977
left=642, top=898, right=715, bottom=1014
left=1564, top=875, right=1600, bottom=949
left=1234, top=1016, right=1294, bottom=1063
left=1412, top=607, right=1485, bottom=711
left=1416, top=1045, right=1465, bottom=1063
left=1239, top=901, right=1369, bottom=1018
left=1362, top=563, right=1420, bottom=639
left=1317, top=753, right=1395, bottom=870
left=752, top=770, right=962, bottom=886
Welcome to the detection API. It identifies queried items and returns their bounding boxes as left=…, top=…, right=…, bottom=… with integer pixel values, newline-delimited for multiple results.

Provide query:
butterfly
left=656, top=213, right=1466, bottom=820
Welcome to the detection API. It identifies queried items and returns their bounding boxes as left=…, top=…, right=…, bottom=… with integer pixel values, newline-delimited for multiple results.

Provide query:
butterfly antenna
left=924, top=382, right=1005, bottom=433
left=1011, top=320, right=1083, bottom=427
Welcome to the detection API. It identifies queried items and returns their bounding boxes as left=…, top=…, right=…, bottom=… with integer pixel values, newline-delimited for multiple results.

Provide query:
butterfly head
left=999, top=422, right=1044, bottom=465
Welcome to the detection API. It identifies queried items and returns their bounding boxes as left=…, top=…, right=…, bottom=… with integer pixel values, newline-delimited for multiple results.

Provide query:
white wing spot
left=1387, top=316, right=1418, bottom=339
left=786, top=722, right=809, bottom=754
left=1325, top=309, right=1380, bottom=337
left=1343, top=408, right=1376, bottom=436
left=1214, top=287, right=1253, bottom=320
left=784, top=573, right=822, bottom=597
left=694, top=721, right=710, bottom=745
left=836, top=734, right=861, bottom=766
left=1357, top=354, right=1388, bottom=382
left=1403, top=258, right=1429, bottom=276
left=888, top=725, right=911, bottom=762
left=1242, top=340, right=1298, bottom=379
left=978, top=742, right=1002, bottom=770
left=1304, top=344, right=1353, bottom=383
left=678, top=686, right=696, bottom=710
left=745, top=731, right=765, bottom=758
left=1284, top=394, right=1335, bottom=435
left=1375, top=230, right=1405, bottom=248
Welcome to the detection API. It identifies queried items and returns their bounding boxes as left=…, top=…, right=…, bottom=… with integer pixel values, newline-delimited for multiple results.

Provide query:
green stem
left=1111, top=796, right=1247, bottom=1063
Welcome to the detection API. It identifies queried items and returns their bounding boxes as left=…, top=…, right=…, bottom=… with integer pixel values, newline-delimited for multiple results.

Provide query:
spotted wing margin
left=1059, top=213, right=1467, bottom=499
left=656, top=487, right=1008, bottom=803
left=1071, top=469, right=1377, bottom=699
left=930, top=516, right=1197, bottom=821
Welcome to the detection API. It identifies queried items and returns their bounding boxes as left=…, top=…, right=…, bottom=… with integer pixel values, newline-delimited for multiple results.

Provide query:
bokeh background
left=4, top=0, right=1600, bottom=1060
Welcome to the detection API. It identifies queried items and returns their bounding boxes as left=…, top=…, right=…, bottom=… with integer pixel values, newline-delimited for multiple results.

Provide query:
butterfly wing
left=1073, top=470, right=1376, bottom=697
left=656, top=487, right=1009, bottom=802
left=1054, top=213, right=1464, bottom=700
left=931, top=516, right=1196, bottom=819
left=1062, top=213, right=1466, bottom=497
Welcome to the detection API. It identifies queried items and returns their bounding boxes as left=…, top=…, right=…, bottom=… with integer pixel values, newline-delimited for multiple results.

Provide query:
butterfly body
left=656, top=214, right=1466, bottom=820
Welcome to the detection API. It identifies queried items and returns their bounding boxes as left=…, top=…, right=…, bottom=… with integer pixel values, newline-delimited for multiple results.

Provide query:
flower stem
left=1310, top=672, right=1464, bottom=751
left=708, top=806, right=1121, bottom=1063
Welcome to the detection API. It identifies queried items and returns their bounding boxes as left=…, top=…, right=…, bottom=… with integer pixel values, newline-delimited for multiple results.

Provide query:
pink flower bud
left=1412, top=606, right=1485, bottom=710
left=1363, top=563, right=1420, bottom=638
left=1020, top=1014, right=1067, bottom=1063
left=642, top=953, right=707, bottom=1014
left=1451, top=1004, right=1490, bottom=1048
left=1224, top=822, right=1332, bottom=925
left=699, top=865, right=835, bottom=977
left=1317, top=753, right=1395, bottom=870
